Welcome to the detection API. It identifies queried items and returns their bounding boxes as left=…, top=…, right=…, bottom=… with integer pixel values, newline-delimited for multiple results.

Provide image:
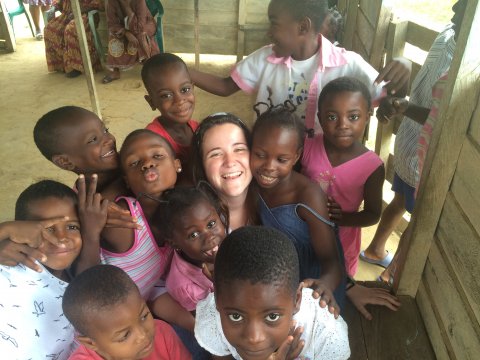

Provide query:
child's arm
left=297, top=182, right=343, bottom=315
left=328, top=165, right=385, bottom=227
left=189, top=69, right=240, bottom=97
left=149, top=292, right=196, bottom=332
left=0, top=218, right=67, bottom=272
left=377, top=96, right=431, bottom=125
left=74, top=175, right=108, bottom=275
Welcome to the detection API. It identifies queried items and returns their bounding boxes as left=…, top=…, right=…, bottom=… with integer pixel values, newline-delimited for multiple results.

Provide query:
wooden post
left=369, top=3, right=392, bottom=71
left=342, top=0, right=359, bottom=50
left=70, top=0, right=101, bottom=118
left=194, top=0, right=200, bottom=68
left=374, top=20, right=408, bottom=164
left=0, top=0, right=16, bottom=52
left=395, top=0, right=480, bottom=296
left=236, top=0, right=246, bottom=62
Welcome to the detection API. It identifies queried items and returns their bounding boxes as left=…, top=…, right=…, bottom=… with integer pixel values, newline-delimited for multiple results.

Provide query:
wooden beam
left=0, top=0, right=16, bottom=52
left=369, top=3, right=392, bottom=70
left=236, top=0, right=247, bottom=62
left=70, top=0, right=101, bottom=118
left=194, top=0, right=200, bottom=68
left=395, top=0, right=480, bottom=296
left=342, top=0, right=359, bottom=50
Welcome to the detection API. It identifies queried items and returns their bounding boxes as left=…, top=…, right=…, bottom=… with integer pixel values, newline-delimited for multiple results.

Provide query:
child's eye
left=104, top=127, right=109, bottom=134
left=349, top=114, right=360, bottom=121
left=189, top=231, right=200, bottom=239
left=45, top=226, right=55, bottom=233
left=228, top=313, right=243, bottom=322
left=87, top=136, right=97, bottom=144
left=278, top=158, right=288, bottom=164
left=129, top=160, right=140, bottom=167
left=119, top=331, right=130, bottom=342
left=160, top=93, right=173, bottom=99
left=140, top=311, right=151, bottom=321
left=254, top=152, right=265, bottom=159
left=181, top=86, right=192, bottom=94
left=153, top=154, right=165, bottom=160
left=327, top=114, right=337, bottom=121
left=67, top=224, right=80, bottom=231
left=207, top=220, right=216, bottom=228
left=265, top=313, right=281, bottom=322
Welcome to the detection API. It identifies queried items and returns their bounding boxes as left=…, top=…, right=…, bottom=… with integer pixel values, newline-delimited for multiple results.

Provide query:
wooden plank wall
left=162, top=0, right=269, bottom=57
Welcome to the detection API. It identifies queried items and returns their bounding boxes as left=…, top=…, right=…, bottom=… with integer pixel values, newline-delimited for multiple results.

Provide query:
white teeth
left=102, top=150, right=114, bottom=158
left=260, top=174, right=275, bottom=182
left=205, top=245, right=219, bottom=257
left=222, top=171, right=242, bottom=179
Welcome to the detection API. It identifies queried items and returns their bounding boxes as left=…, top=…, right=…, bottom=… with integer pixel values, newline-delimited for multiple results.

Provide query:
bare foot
left=102, top=69, right=120, bottom=84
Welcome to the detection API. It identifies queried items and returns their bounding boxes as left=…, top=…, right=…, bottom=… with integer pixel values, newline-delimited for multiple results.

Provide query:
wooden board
left=406, top=21, right=438, bottom=52
left=342, top=299, right=368, bottom=360
left=436, top=192, right=480, bottom=324
left=450, top=137, right=480, bottom=236
left=416, top=280, right=451, bottom=360
left=423, top=242, right=480, bottom=358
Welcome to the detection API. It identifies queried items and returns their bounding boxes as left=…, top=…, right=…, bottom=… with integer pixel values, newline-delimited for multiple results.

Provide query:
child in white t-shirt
left=194, top=226, right=350, bottom=360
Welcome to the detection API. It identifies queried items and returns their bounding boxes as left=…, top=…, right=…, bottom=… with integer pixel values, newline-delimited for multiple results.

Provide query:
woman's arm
left=329, top=165, right=385, bottom=227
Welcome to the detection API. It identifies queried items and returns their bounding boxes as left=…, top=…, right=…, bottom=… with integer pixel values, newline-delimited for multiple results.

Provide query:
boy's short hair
left=272, top=0, right=328, bottom=32
left=214, top=226, right=299, bottom=296
left=119, top=129, right=176, bottom=162
left=141, top=53, right=189, bottom=89
left=34, top=106, right=96, bottom=160
left=15, top=180, right=77, bottom=221
left=318, top=76, right=372, bottom=111
left=62, top=265, right=138, bottom=336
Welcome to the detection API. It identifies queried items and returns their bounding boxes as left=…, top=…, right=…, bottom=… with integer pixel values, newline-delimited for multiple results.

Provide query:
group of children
left=0, top=0, right=420, bottom=358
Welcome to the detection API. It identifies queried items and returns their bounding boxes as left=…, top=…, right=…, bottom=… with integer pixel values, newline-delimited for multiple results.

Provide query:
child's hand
left=346, top=283, right=401, bottom=320
left=3, top=217, right=69, bottom=248
left=374, top=57, right=412, bottom=95
left=301, top=279, right=340, bottom=319
left=202, top=262, right=215, bottom=281
left=77, top=174, right=109, bottom=238
left=327, top=196, right=342, bottom=223
left=106, top=202, right=142, bottom=230
left=268, top=322, right=304, bottom=360
left=376, top=96, right=409, bottom=124
left=0, top=240, right=46, bottom=272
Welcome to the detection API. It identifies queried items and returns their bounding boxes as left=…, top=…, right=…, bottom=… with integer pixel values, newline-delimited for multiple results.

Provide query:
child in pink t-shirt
left=142, top=53, right=199, bottom=184
left=155, top=185, right=228, bottom=312
left=302, top=77, right=385, bottom=277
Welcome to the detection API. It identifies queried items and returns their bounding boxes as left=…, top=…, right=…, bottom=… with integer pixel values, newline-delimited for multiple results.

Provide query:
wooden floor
left=343, top=282, right=436, bottom=360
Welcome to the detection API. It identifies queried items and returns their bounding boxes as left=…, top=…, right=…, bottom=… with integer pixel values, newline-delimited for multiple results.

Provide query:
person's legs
left=102, top=68, right=121, bottom=84
left=29, top=4, right=42, bottom=36
left=363, top=192, right=406, bottom=261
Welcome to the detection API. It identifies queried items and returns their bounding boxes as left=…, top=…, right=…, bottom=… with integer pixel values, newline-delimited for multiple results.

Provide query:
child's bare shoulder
left=295, top=172, right=326, bottom=203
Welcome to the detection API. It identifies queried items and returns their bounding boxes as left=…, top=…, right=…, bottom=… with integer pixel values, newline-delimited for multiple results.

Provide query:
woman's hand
left=346, top=283, right=401, bottom=320
left=301, top=279, right=340, bottom=318
left=125, top=31, right=139, bottom=47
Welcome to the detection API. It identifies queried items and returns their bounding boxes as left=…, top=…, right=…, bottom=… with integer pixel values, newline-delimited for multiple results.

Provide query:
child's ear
left=77, top=334, right=98, bottom=352
left=174, top=159, right=182, bottom=173
left=298, top=16, right=312, bottom=35
left=144, top=94, right=156, bottom=111
left=52, top=154, right=75, bottom=171
left=294, top=147, right=303, bottom=164
left=293, top=283, right=303, bottom=314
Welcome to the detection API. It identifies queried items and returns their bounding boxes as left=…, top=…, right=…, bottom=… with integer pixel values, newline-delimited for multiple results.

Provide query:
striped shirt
left=393, top=24, right=456, bottom=186
left=101, top=197, right=173, bottom=300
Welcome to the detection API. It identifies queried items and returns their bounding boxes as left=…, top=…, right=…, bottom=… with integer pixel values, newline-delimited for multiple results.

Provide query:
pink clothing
left=145, top=118, right=199, bottom=160
left=301, top=135, right=383, bottom=276
left=166, top=251, right=214, bottom=312
left=68, top=320, right=191, bottom=360
left=101, top=197, right=173, bottom=300
left=231, top=35, right=384, bottom=134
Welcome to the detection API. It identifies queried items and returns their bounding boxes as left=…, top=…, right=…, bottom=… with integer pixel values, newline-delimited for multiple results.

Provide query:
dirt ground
left=0, top=21, right=399, bottom=280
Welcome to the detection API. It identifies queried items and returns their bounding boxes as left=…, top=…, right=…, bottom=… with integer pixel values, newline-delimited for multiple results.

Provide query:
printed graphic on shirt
left=288, top=73, right=309, bottom=122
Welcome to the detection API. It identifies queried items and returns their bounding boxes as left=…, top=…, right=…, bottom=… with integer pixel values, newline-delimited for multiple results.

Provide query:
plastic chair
left=7, top=0, right=35, bottom=37
left=145, top=0, right=164, bottom=52
left=88, top=9, right=104, bottom=66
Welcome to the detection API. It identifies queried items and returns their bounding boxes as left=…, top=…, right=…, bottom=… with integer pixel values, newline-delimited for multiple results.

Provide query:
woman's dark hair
left=153, top=182, right=229, bottom=242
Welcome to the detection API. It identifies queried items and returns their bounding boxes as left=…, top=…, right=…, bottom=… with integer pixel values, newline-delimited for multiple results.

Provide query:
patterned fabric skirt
left=23, top=0, right=53, bottom=6
left=44, top=14, right=102, bottom=73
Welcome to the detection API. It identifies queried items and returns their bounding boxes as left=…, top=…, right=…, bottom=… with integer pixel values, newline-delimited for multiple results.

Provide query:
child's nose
left=141, top=160, right=155, bottom=170
left=244, top=321, right=266, bottom=346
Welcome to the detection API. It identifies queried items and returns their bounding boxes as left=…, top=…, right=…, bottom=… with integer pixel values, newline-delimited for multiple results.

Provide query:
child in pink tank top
left=302, top=77, right=384, bottom=276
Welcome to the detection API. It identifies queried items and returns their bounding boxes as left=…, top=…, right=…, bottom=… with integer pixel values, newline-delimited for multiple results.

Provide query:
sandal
left=35, top=31, right=43, bottom=41
left=102, top=73, right=120, bottom=84
left=65, top=70, right=82, bottom=78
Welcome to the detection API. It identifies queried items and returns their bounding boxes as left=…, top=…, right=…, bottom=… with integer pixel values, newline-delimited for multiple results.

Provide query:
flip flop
left=102, top=74, right=120, bottom=84
left=359, top=250, right=393, bottom=268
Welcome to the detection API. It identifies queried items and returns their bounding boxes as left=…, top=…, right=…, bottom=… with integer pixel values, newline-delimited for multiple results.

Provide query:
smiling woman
left=192, top=113, right=257, bottom=230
